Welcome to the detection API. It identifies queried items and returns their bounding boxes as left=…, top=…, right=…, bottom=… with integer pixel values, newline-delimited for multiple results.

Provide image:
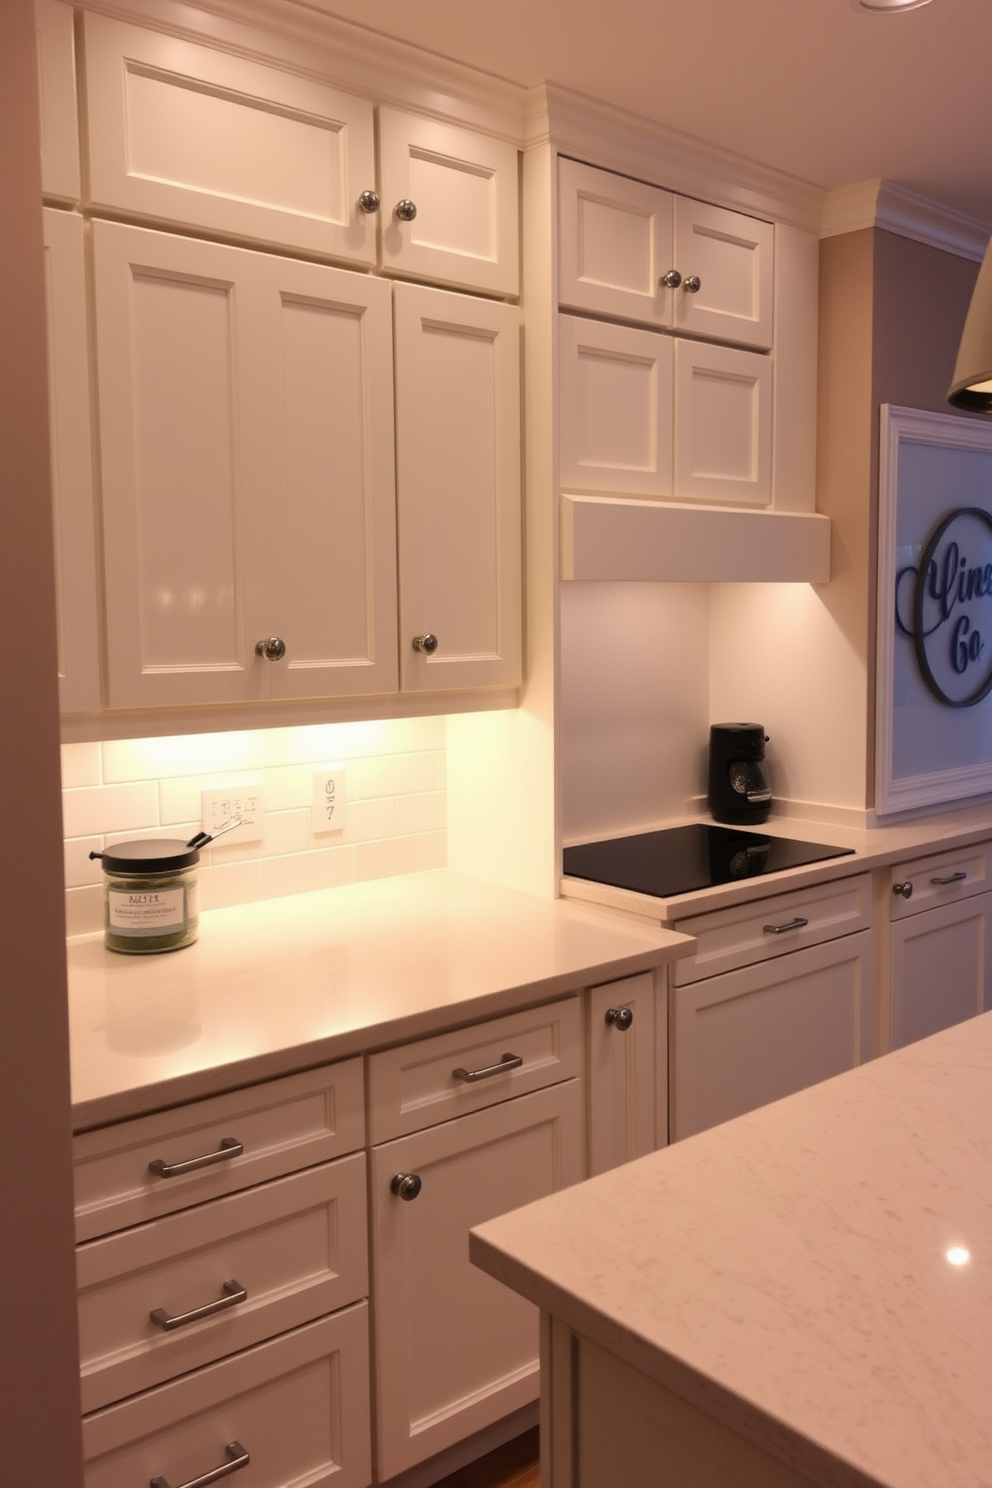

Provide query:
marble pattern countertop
left=67, top=868, right=693, bottom=1130
left=471, top=1011, right=992, bottom=1488
left=560, top=799, right=992, bottom=920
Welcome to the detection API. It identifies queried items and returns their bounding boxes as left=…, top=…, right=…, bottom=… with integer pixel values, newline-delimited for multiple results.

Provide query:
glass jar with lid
left=89, top=839, right=200, bottom=954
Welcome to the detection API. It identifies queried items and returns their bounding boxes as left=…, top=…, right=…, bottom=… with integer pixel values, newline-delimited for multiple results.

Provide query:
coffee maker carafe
left=707, top=723, right=771, bottom=825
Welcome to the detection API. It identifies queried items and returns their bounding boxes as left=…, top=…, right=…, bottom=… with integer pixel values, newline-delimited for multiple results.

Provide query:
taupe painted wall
left=0, top=1, right=84, bottom=1480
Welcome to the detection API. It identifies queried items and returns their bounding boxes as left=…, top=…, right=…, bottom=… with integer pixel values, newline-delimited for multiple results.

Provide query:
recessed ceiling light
left=852, top=0, right=933, bottom=10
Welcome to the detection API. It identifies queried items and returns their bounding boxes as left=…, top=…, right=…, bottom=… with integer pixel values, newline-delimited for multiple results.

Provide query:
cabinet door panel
left=379, top=108, right=519, bottom=296
left=586, top=972, right=660, bottom=1176
left=249, top=256, right=398, bottom=699
left=672, top=931, right=874, bottom=1141
left=82, top=13, right=376, bottom=264
left=43, top=208, right=100, bottom=713
left=371, top=1082, right=582, bottom=1478
left=890, top=892, right=992, bottom=1050
left=673, top=339, right=772, bottom=506
left=558, top=158, right=673, bottom=326
left=394, top=283, right=521, bottom=691
left=36, top=0, right=80, bottom=203
left=559, top=314, right=674, bottom=498
left=672, top=198, right=774, bottom=349
left=82, top=1305, right=371, bottom=1488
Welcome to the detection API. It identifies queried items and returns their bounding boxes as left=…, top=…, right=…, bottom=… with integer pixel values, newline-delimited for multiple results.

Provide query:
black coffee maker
left=707, top=723, right=771, bottom=825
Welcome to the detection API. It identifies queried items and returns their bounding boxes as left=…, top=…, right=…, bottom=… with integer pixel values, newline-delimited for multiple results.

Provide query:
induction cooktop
left=562, top=824, right=855, bottom=900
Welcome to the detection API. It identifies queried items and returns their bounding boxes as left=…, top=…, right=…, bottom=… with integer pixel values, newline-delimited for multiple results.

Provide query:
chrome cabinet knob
left=254, top=637, right=286, bottom=661
left=358, top=189, right=380, bottom=214
left=412, top=633, right=439, bottom=655
left=394, top=199, right=418, bottom=222
left=892, top=880, right=914, bottom=899
left=660, top=269, right=682, bottom=289
left=683, top=274, right=702, bottom=294
left=391, top=1172, right=422, bottom=1201
left=605, top=1006, right=634, bottom=1031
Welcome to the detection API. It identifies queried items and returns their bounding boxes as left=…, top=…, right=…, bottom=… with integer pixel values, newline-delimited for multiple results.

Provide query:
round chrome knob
left=394, top=199, right=418, bottom=222
left=660, top=269, right=682, bottom=289
left=358, top=189, right=380, bottom=214
left=391, top=1172, right=422, bottom=1201
left=412, top=633, right=439, bottom=655
left=605, top=1007, right=634, bottom=1031
left=683, top=275, right=702, bottom=294
left=892, top=881, right=914, bottom=899
left=254, top=636, right=287, bottom=662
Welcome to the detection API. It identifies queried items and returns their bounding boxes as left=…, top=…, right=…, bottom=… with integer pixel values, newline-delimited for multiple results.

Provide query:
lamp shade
left=948, top=238, right=992, bottom=412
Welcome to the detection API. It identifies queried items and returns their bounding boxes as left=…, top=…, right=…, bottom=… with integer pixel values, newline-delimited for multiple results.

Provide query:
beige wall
left=0, top=1, right=84, bottom=1479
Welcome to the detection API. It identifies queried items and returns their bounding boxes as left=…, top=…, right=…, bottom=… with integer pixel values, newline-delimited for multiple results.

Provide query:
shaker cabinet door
left=93, top=221, right=398, bottom=709
left=394, top=282, right=521, bottom=693
left=671, top=196, right=774, bottom=350
left=673, top=338, right=772, bottom=507
left=558, top=157, right=674, bottom=327
left=889, top=891, right=992, bottom=1051
left=43, top=208, right=101, bottom=714
left=378, top=108, right=519, bottom=297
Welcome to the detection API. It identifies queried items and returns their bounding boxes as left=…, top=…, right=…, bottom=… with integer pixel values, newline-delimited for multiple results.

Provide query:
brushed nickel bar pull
left=150, top=1441, right=249, bottom=1488
left=763, top=916, right=809, bottom=935
left=452, top=1052, right=523, bottom=1083
left=150, top=1279, right=246, bottom=1331
left=931, top=871, right=967, bottom=885
left=148, top=1137, right=243, bottom=1178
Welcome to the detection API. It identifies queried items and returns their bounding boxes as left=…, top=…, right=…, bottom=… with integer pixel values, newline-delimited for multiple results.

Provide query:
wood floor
left=432, top=1428, right=540, bottom=1488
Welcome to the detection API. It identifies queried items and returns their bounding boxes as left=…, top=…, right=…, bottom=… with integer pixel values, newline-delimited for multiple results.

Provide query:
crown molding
left=822, top=179, right=990, bottom=261
left=525, top=82, right=826, bottom=235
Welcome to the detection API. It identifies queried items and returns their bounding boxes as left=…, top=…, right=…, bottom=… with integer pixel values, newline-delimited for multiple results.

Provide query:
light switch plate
left=200, top=783, right=265, bottom=846
left=311, top=767, right=347, bottom=835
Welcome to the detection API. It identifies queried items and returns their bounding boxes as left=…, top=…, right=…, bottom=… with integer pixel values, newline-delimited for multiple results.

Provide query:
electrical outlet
left=311, top=768, right=347, bottom=835
left=200, top=784, right=265, bottom=846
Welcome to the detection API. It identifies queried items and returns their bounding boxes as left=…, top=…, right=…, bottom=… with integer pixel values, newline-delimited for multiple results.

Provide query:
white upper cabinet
left=378, top=109, right=520, bottom=297
left=81, top=12, right=379, bottom=265
left=558, top=158, right=773, bottom=351
left=394, top=284, right=522, bottom=691
left=92, top=221, right=399, bottom=710
left=43, top=208, right=101, bottom=713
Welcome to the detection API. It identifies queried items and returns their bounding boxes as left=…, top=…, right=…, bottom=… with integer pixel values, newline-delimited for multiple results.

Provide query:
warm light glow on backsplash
left=62, top=718, right=447, bottom=936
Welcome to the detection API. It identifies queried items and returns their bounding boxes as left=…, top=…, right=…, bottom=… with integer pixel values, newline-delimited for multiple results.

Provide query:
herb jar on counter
left=89, top=839, right=200, bottom=954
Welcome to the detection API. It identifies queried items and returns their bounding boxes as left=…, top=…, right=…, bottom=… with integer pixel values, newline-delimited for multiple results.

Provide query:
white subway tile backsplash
left=62, top=782, right=159, bottom=839
left=63, top=719, right=448, bottom=930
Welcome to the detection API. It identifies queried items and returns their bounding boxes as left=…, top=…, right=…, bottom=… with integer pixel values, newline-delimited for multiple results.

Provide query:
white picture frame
left=876, top=404, right=992, bottom=816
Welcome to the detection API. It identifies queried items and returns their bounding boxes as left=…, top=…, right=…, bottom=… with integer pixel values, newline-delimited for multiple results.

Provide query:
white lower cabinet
left=367, top=1001, right=583, bottom=1480
left=671, top=875, right=875, bottom=1141
left=585, top=971, right=665, bottom=1175
left=887, top=844, right=992, bottom=1050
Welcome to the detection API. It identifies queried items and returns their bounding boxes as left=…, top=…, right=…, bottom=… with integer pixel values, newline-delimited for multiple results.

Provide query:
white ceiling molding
left=822, top=179, right=990, bottom=261
left=528, top=82, right=824, bottom=235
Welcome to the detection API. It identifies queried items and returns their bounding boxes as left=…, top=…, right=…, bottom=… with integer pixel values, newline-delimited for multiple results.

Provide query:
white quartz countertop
left=471, top=1012, right=992, bottom=1488
left=67, top=869, right=692, bottom=1130
left=560, top=799, right=992, bottom=920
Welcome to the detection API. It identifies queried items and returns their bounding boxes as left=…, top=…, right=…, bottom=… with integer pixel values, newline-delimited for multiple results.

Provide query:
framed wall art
left=876, top=404, right=992, bottom=815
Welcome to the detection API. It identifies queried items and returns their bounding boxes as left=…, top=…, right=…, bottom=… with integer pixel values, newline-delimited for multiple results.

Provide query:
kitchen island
left=471, top=1010, right=992, bottom=1488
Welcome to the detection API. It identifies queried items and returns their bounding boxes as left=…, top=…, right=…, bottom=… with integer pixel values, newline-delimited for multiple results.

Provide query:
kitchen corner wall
left=61, top=716, right=447, bottom=936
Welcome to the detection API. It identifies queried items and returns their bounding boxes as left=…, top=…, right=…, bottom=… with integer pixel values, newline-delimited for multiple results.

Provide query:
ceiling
left=300, top=0, right=992, bottom=228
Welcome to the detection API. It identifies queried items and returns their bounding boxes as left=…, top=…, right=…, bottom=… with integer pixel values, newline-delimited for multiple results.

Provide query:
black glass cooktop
left=562, top=824, right=854, bottom=900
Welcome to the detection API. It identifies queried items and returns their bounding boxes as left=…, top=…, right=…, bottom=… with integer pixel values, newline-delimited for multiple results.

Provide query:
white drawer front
left=77, top=1154, right=367, bottom=1413
left=73, top=1059, right=365, bottom=1242
left=889, top=843, right=991, bottom=920
left=368, top=998, right=581, bottom=1143
left=82, top=1304, right=371, bottom=1488
left=673, top=873, right=872, bottom=985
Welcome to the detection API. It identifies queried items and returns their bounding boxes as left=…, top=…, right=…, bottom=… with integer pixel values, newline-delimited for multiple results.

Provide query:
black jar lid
left=90, top=839, right=201, bottom=874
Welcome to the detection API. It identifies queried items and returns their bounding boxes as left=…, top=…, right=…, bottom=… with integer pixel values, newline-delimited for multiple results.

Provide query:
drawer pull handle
left=605, top=1007, right=634, bottom=1031
left=931, top=871, right=968, bottom=886
left=150, top=1440, right=249, bottom=1488
left=148, top=1137, right=243, bottom=1178
left=452, top=1052, right=524, bottom=1083
left=762, top=916, right=809, bottom=935
left=150, top=1278, right=247, bottom=1331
